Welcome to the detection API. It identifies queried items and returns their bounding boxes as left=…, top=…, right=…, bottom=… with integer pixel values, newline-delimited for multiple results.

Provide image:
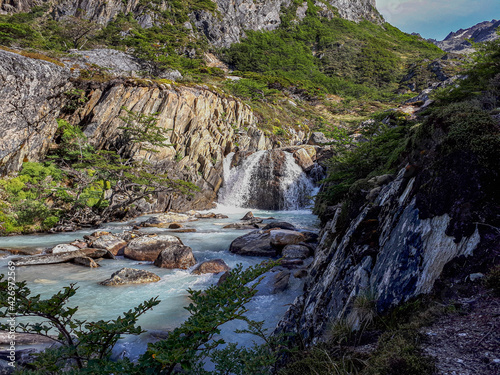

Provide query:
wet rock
left=217, top=271, right=230, bottom=285
left=51, top=244, right=80, bottom=254
left=293, top=148, right=314, bottom=171
left=70, top=240, right=88, bottom=249
left=282, top=244, right=311, bottom=259
left=11, top=248, right=113, bottom=266
left=262, top=222, right=297, bottom=231
left=241, top=211, right=254, bottom=220
left=168, top=223, right=183, bottom=229
left=141, top=213, right=195, bottom=228
left=153, top=244, right=196, bottom=269
left=301, top=231, right=319, bottom=243
left=270, top=230, right=306, bottom=247
left=192, top=259, right=230, bottom=275
left=195, top=212, right=228, bottom=219
left=229, top=230, right=276, bottom=257
left=124, top=235, right=183, bottom=262
left=72, top=256, right=99, bottom=268
left=280, top=259, right=305, bottom=268
left=294, top=269, right=308, bottom=278
left=1, top=248, right=44, bottom=256
left=100, top=268, right=160, bottom=286
left=223, top=223, right=259, bottom=229
left=170, top=228, right=197, bottom=233
left=90, top=234, right=127, bottom=255
left=272, top=270, right=290, bottom=294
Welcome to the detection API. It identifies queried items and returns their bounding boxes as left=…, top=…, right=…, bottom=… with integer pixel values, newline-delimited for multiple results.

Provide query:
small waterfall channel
left=0, top=149, right=321, bottom=364
left=218, top=150, right=318, bottom=210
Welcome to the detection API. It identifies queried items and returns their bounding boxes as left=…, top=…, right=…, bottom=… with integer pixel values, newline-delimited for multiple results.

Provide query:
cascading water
left=218, top=149, right=317, bottom=210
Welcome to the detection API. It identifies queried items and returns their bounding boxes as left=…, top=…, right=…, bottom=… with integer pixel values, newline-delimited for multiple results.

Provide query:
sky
left=376, top=0, right=500, bottom=40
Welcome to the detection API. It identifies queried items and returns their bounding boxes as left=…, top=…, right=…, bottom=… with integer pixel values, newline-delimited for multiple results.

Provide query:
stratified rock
left=141, top=213, right=195, bottom=228
left=272, top=270, right=290, bottom=294
left=192, top=259, right=230, bottom=275
left=72, top=256, right=99, bottom=268
left=229, top=230, right=276, bottom=257
left=270, top=230, right=306, bottom=247
left=11, top=248, right=114, bottom=266
left=90, top=234, right=127, bottom=255
left=282, top=244, right=311, bottom=259
left=51, top=244, right=80, bottom=254
left=100, top=268, right=160, bottom=286
left=154, top=244, right=196, bottom=269
left=124, top=235, right=183, bottom=262
left=262, top=221, right=297, bottom=231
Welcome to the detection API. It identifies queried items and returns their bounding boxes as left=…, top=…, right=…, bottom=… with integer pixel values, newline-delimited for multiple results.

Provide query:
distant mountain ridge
left=430, top=19, right=500, bottom=53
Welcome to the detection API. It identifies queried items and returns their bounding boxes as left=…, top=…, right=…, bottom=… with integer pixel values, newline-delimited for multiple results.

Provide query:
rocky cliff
left=0, top=49, right=273, bottom=212
left=0, top=0, right=383, bottom=47
left=276, top=162, right=498, bottom=344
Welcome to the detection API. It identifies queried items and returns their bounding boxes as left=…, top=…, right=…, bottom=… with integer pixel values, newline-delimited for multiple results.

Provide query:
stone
left=100, top=268, right=161, bottom=286
left=223, top=223, right=259, bottom=229
left=90, top=234, right=127, bottom=255
left=282, top=244, right=311, bottom=259
left=11, top=248, right=114, bottom=266
left=241, top=211, right=254, bottom=220
left=154, top=244, right=196, bottom=269
left=280, top=259, right=304, bottom=268
left=168, top=223, right=183, bottom=229
left=124, top=235, right=183, bottom=262
left=272, top=270, right=290, bottom=294
left=170, top=229, right=197, bottom=233
left=294, top=269, right=308, bottom=278
left=293, top=148, right=314, bottom=171
left=70, top=240, right=88, bottom=249
left=192, top=259, right=230, bottom=275
left=141, top=213, right=195, bottom=227
left=270, top=230, right=306, bottom=247
left=262, top=221, right=297, bottom=231
left=51, top=244, right=80, bottom=254
left=468, top=273, right=484, bottom=281
left=72, top=256, right=99, bottom=268
left=229, top=230, right=277, bottom=257
left=307, top=132, right=329, bottom=145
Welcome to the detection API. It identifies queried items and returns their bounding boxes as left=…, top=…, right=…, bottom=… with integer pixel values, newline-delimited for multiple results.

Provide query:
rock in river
left=154, top=244, right=196, bottom=269
left=90, top=234, right=127, bottom=255
left=100, top=268, right=161, bottom=286
left=192, top=259, right=230, bottom=275
left=141, top=213, right=196, bottom=227
left=229, top=230, right=277, bottom=257
left=270, top=230, right=306, bottom=247
left=124, top=235, right=182, bottom=262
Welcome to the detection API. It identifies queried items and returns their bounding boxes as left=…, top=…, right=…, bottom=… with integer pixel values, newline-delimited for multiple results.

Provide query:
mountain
left=431, top=19, right=500, bottom=53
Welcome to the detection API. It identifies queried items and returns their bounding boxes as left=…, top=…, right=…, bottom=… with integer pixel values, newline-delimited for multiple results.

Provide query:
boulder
left=124, top=235, right=182, bottom=262
left=293, top=148, right=314, bottom=171
left=154, top=244, right=196, bottom=269
left=241, top=211, right=254, bottom=220
left=168, top=223, right=183, bottom=229
left=195, top=212, right=229, bottom=219
left=272, top=270, right=290, bottom=294
left=90, top=234, right=127, bottom=255
left=51, top=244, right=80, bottom=254
left=192, top=259, right=230, bottom=275
left=141, top=213, right=195, bottom=227
left=282, top=244, right=311, bottom=259
left=307, top=132, right=329, bottom=145
left=70, top=240, right=88, bottom=249
left=170, top=228, right=197, bottom=233
left=262, top=221, right=297, bottom=231
left=223, top=223, right=259, bottom=229
left=270, top=230, right=306, bottom=247
left=229, top=230, right=277, bottom=257
left=100, top=268, right=161, bottom=286
left=11, top=248, right=114, bottom=266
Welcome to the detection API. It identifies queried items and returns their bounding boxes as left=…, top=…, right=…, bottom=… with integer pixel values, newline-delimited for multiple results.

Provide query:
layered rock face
left=276, top=167, right=486, bottom=345
left=0, top=0, right=383, bottom=48
left=0, top=50, right=72, bottom=175
left=192, top=0, right=383, bottom=47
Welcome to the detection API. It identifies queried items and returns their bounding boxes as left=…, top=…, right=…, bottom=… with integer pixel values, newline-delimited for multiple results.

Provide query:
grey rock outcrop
left=276, top=167, right=482, bottom=345
left=0, top=50, right=72, bottom=175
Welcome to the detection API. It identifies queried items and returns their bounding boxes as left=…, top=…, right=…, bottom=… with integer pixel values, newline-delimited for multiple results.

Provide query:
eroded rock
left=90, top=234, right=127, bottom=255
left=270, top=230, right=306, bottom=247
left=192, top=259, right=230, bottom=274
left=229, top=230, right=276, bottom=257
left=124, top=235, right=182, bottom=262
left=153, top=244, right=196, bottom=269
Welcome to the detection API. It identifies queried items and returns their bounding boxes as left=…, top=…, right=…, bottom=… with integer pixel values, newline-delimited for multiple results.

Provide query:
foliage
left=0, top=261, right=278, bottom=373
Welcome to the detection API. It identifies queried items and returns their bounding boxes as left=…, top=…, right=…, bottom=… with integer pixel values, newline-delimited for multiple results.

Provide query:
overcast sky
left=376, top=0, right=500, bottom=40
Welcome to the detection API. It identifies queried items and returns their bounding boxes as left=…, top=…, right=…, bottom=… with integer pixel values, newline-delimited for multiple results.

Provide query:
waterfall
left=218, top=150, right=317, bottom=210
